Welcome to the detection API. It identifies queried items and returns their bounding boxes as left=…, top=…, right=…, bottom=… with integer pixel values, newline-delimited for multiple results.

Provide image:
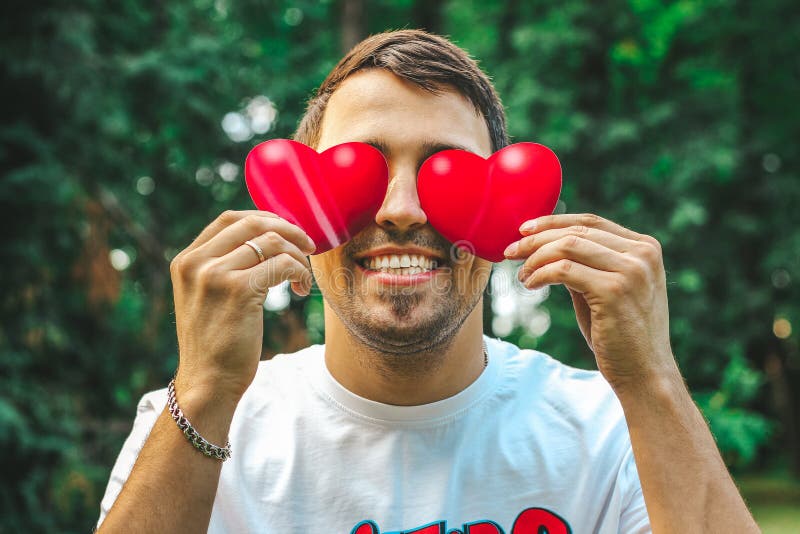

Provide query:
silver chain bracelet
left=167, top=379, right=232, bottom=461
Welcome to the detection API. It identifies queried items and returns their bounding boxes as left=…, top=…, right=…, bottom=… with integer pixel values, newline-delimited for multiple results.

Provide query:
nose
left=374, top=163, right=427, bottom=231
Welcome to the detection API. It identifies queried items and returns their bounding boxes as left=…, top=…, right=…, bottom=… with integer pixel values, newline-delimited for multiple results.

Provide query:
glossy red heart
left=417, top=142, right=562, bottom=262
left=245, top=139, right=388, bottom=254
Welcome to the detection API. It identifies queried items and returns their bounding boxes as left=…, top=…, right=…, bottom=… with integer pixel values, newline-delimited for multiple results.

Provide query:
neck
left=323, top=301, right=487, bottom=406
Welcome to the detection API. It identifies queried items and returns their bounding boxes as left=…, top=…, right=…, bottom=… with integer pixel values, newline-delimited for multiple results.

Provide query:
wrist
left=174, top=366, right=249, bottom=406
left=173, top=379, right=241, bottom=413
left=171, top=375, right=240, bottom=445
left=167, top=378, right=234, bottom=460
left=611, top=358, right=688, bottom=409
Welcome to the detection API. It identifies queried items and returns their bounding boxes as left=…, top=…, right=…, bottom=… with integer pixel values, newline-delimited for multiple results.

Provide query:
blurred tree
left=445, top=0, right=798, bottom=471
left=1, top=0, right=797, bottom=531
left=341, top=0, right=366, bottom=52
left=0, top=0, right=336, bottom=530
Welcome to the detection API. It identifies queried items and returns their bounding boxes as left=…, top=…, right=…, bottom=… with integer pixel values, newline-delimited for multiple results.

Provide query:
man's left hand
left=503, top=213, right=679, bottom=395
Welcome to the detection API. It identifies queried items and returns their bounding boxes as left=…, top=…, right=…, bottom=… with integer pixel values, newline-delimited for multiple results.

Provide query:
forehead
left=317, top=69, right=493, bottom=158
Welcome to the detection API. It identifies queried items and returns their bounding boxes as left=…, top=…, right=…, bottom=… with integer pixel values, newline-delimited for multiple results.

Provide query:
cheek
left=475, top=265, right=492, bottom=291
left=309, top=255, right=332, bottom=291
left=448, top=258, right=490, bottom=293
left=465, top=260, right=492, bottom=292
left=310, top=252, right=352, bottom=296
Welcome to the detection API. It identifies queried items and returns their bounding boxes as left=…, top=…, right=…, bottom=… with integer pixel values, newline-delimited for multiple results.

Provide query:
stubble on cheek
left=311, top=239, right=491, bottom=356
left=330, top=267, right=477, bottom=352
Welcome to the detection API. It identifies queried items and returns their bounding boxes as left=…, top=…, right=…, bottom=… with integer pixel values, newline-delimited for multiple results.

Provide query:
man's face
left=311, top=69, right=493, bottom=354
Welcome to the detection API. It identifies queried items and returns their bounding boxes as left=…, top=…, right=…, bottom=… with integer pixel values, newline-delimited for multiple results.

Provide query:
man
left=97, top=30, right=758, bottom=533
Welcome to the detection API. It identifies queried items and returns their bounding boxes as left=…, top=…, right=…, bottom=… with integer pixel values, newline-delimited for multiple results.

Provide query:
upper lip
left=353, top=245, right=446, bottom=263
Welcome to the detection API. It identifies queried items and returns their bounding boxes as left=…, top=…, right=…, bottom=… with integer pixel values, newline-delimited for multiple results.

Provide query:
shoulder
left=237, top=343, right=325, bottom=406
left=489, top=336, right=611, bottom=395
left=253, top=343, right=324, bottom=383
left=127, top=345, right=324, bottom=420
left=487, top=337, right=626, bottom=435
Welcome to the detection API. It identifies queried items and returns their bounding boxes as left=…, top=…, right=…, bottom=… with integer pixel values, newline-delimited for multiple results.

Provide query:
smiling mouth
left=357, top=253, right=440, bottom=276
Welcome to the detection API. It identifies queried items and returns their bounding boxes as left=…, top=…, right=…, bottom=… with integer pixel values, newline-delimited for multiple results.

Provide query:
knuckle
left=522, top=266, right=538, bottom=285
left=196, top=260, right=223, bottom=285
left=652, top=238, right=663, bottom=253
left=171, top=251, right=197, bottom=279
left=219, top=209, right=239, bottom=225
left=245, top=214, right=268, bottom=232
left=565, top=234, right=580, bottom=249
left=645, top=235, right=663, bottom=255
left=637, top=240, right=662, bottom=266
left=276, top=254, right=303, bottom=280
left=272, top=252, right=293, bottom=269
left=579, top=213, right=601, bottom=227
left=518, top=263, right=532, bottom=281
left=169, top=254, right=184, bottom=277
left=628, top=258, right=649, bottom=282
left=607, top=278, right=627, bottom=296
left=641, top=233, right=661, bottom=247
left=559, top=259, right=574, bottom=273
left=573, top=225, right=589, bottom=235
left=518, top=235, right=535, bottom=255
left=642, top=246, right=660, bottom=266
left=263, top=231, right=283, bottom=248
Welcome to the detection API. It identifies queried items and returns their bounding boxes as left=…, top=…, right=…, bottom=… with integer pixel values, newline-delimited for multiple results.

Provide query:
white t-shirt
left=97, top=336, right=650, bottom=533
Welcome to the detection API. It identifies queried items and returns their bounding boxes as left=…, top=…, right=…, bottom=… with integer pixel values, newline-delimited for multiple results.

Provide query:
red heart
left=245, top=139, right=388, bottom=254
left=417, top=142, right=562, bottom=262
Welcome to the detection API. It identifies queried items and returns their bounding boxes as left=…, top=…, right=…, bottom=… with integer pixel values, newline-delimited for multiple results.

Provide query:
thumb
left=567, top=288, right=593, bottom=349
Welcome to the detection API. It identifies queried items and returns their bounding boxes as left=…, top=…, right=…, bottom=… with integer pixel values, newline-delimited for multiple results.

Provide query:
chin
left=362, top=293, right=432, bottom=322
left=373, top=309, right=431, bottom=329
left=350, top=301, right=457, bottom=349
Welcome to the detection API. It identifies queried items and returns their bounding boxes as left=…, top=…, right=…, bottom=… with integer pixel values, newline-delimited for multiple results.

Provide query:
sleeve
left=617, top=445, right=652, bottom=534
left=95, top=388, right=168, bottom=530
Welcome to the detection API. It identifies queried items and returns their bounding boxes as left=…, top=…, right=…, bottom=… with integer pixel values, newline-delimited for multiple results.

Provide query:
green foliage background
left=1, top=1, right=798, bottom=531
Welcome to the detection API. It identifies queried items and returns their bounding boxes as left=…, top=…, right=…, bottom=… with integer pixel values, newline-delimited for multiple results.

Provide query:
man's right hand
left=169, top=210, right=316, bottom=403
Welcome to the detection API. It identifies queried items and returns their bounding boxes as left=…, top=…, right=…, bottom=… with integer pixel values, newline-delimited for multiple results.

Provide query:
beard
left=322, top=225, right=486, bottom=360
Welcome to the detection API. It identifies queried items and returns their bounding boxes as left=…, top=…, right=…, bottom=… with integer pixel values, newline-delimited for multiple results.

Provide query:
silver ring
left=244, top=240, right=265, bottom=263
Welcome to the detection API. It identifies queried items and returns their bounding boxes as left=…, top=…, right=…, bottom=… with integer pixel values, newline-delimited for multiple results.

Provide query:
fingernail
left=504, top=241, right=519, bottom=257
left=520, top=220, right=537, bottom=233
left=305, top=239, right=316, bottom=254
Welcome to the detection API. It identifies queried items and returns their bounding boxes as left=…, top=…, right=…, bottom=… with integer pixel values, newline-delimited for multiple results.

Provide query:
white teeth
left=362, top=253, right=439, bottom=273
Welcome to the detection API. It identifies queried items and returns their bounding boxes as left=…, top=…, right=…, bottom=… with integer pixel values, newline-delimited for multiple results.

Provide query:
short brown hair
left=294, top=29, right=508, bottom=152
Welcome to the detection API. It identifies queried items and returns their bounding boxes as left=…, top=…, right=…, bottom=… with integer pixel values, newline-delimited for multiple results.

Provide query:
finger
left=522, top=258, right=615, bottom=294
left=505, top=225, right=638, bottom=259
left=291, top=268, right=317, bottom=296
left=241, top=253, right=313, bottom=296
left=197, top=213, right=315, bottom=259
left=519, top=213, right=646, bottom=242
left=290, top=280, right=311, bottom=297
left=189, top=210, right=280, bottom=251
left=517, top=235, right=632, bottom=281
left=222, top=231, right=312, bottom=272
